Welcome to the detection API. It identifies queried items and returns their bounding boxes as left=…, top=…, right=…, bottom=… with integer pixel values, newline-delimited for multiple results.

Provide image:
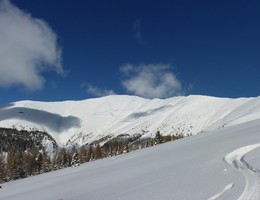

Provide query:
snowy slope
left=1, top=119, right=260, bottom=200
left=0, top=95, right=260, bottom=146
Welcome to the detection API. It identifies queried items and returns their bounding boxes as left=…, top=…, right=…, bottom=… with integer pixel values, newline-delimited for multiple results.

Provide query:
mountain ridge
left=0, top=95, right=260, bottom=148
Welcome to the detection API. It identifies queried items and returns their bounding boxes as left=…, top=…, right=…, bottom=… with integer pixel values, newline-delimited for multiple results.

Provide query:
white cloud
left=0, top=0, right=63, bottom=91
left=121, top=64, right=183, bottom=99
left=120, top=64, right=133, bottom=74
left=83, top=83, right=116, bottom=97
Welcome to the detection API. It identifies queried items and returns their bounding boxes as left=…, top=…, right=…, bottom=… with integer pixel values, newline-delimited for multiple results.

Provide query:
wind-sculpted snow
left=0, top=95, right=260, bottom=146
left=0, top=107, right=81, bottom=132
left=1, top=119, right=260, bottom=200
left=125, top=105, right=173, bottom=120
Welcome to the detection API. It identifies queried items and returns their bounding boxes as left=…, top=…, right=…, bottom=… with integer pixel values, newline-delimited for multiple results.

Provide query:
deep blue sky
left=0, top=0, right=260, bottom=104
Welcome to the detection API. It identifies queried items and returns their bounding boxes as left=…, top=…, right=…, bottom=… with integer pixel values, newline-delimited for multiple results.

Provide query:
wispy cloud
left=120, top=64, right=183, bottom=99
left=133, top=19, right=142, bottom=43
left=0, top=0, right=63, bottom=91
left=82, top=83, right=116, bottom=97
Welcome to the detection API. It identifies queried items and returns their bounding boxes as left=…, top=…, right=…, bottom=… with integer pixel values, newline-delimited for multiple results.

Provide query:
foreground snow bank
left=1, top=119, right=260, bottom=200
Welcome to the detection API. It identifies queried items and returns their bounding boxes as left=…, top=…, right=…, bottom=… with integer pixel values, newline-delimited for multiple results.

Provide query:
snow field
left=1, top=119, right=260, bottom=199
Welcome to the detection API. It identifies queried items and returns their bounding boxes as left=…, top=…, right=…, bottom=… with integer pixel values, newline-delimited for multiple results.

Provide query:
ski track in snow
left=208, top=183, right=234, bottom=200
left=224, top=144, right=260, bottom=200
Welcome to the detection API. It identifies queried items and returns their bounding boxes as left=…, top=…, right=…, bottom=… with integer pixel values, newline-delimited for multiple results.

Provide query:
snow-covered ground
left=1, top=119, right=260, bottom=200
left=1, top=95, right=260, bottom=146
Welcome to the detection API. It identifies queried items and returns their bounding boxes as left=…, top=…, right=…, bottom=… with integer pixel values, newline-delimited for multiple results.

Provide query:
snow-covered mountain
left=1, top=95, right=260, bottom=199
left=1, top=95, right=260, bottom=147
left=2, top=118, right=260, bottom=200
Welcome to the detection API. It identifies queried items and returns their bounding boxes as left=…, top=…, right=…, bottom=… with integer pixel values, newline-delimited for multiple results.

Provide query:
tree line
left=0, top=129, right=183, bottom=183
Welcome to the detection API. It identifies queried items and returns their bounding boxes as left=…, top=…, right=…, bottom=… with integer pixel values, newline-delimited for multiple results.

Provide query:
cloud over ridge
left=121, top=63, right=182, bottom=99
left=82, top=83, right=116, bottom=97
left=0, top=0, right=63, bottom=91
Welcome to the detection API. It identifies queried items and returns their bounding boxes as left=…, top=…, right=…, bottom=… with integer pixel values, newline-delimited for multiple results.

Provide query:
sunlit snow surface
left=1, top=119, right=260, bottom=200
left=1, top=95, right=260, bottom=146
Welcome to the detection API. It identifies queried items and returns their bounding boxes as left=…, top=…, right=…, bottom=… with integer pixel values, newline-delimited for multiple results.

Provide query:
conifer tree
left=42, top=150, right=52, bottom=172
left=155, top=131, right=163, bottom=144
left=56, top=148, right=68, bottom=168
left=78, top=146, right=88, bottom=163
left=0, top=153, right=6, bottom=181
left=6, top=150, right=16, bottom=180
left=51, top=151, right=59, bottom=170
left=14, top=152, right=26, bottom=179
left=71, top=152, right=80, bottom=167
left=94, top=144, right=102, bottom=159
left=26, top=148, right=38, bottom=175
left=123, top=144, right=129, bottom=154
left=36, top=152, right=43, bottom=173
left=87, top=146, right=94, bottom=162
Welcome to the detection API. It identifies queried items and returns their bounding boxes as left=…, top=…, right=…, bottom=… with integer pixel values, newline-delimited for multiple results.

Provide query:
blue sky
left=0, top=0, right=259, bottom=104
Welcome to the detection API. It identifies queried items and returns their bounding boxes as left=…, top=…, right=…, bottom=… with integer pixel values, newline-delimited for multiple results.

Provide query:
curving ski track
left=224, top=144, right=260, bottom=200
left=208, top=183, right=234, bottom=200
